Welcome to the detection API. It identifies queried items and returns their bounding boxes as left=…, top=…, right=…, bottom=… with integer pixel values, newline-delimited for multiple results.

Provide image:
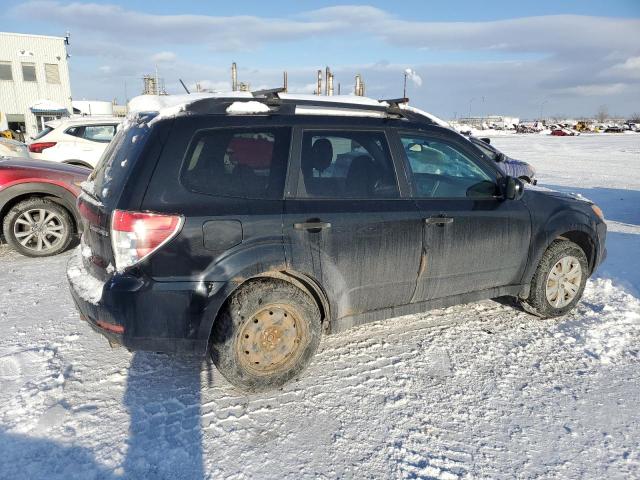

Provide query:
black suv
left=68, top=93, right=606, bottom=392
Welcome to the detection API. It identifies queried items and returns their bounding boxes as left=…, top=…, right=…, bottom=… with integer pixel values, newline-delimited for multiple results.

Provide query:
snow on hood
left=526, top=184, right=593, bottom=203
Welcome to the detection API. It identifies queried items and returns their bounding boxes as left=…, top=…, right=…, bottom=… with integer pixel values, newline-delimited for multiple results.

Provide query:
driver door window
left=400, top=135, right=496, bottom=199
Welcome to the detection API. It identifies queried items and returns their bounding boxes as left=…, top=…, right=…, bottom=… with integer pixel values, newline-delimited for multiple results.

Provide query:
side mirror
left=504, top=176, right=524, bottom=200
left=480, top=137, right=491, bottom=144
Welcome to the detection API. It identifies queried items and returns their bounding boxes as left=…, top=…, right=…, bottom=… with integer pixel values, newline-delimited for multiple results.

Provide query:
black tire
left=210, top=278, right=322, bottom=393
left=521, top=240, right=588, bottom=318
left=2, top=198, right=74, bottom=257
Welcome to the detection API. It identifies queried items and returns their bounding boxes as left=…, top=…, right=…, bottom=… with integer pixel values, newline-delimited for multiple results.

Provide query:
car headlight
left=591, top=204, right=604, bottom=221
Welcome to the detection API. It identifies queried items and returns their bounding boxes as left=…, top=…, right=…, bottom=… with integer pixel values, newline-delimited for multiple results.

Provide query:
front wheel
left=210, top=279, right=321, bottom=393
left=521, top=240, right=588, bottom=318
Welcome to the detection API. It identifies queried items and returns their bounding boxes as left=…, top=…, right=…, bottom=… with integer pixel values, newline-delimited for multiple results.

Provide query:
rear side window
left=83, top=125, right=117, bottom=143
left=32, top=126, right=53, bottom=140
left=297, top=130, right=399, bottom=199
left=182, top=127, right=290, bottom=199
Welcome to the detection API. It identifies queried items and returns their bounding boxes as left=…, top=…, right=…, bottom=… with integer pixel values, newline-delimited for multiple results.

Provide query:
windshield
left=471, top=139, right=499, bottom=161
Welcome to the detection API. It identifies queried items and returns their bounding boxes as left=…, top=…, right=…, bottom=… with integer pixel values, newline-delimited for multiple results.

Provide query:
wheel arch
left=203, top=268, right=332, bottom=350
left=0, top=182, right=81, bottom=238
left=521, top=220, right=599, bottom=297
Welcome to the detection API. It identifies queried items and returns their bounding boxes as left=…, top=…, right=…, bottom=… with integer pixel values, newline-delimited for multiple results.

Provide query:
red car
left=0, top=157, right=89, bottom=257
left=551, top=128, right=577, bottom=136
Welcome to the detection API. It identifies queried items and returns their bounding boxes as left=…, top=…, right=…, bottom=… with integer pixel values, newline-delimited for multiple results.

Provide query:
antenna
left=179, top=79, right=191, bottom=94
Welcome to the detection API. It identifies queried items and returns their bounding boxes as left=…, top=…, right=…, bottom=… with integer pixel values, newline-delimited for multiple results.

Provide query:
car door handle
left=425, top=216, right=454, bottom=225
left=294, top=221, right=332, bottom=231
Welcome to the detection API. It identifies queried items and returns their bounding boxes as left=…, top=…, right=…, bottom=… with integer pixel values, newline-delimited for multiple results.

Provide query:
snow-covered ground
left=1, top=135, right=638, bottom=479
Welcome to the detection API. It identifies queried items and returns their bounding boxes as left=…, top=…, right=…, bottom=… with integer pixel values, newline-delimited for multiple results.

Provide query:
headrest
left=311, top=138, right=333, bottom=172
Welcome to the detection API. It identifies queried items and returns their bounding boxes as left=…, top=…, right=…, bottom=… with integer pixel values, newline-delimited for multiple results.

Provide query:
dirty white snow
left=0, top=134, right=639, bottom=479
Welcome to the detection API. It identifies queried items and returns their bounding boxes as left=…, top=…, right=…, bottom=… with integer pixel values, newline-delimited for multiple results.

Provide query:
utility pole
left=540, top=99, right=548, bottom=122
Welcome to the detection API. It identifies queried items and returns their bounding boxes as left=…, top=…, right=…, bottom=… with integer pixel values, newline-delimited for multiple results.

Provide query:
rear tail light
left=111, top=210, right=183, bottom=272
left=28, top=142, right=57, bottom=153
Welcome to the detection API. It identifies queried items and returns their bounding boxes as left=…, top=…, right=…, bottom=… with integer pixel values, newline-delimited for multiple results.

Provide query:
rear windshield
left=88, top=115, right=152, bottom=204
left=32, top=126, right=54, bottom=141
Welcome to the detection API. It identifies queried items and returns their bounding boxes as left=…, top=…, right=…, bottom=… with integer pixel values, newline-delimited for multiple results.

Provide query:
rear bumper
left=66, top=249, right=227, bottom=355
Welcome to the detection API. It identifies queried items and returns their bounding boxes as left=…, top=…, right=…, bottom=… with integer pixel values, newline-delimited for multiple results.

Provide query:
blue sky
left=3, top=0, right=640, bottom=118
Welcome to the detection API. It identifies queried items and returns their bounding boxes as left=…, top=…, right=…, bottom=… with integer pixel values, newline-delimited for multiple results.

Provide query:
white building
left=0, top=32, right=72, bottom=140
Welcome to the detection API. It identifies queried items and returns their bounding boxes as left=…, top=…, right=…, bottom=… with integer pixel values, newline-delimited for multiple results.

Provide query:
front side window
left=400, top=134, right=496, bottom=199
left=0, top=61, right=12, bottom=81
left=21, top=63, right=36, bottom=82
left=83, top=125, right=117, bottom=143
left=297, top=130, right=399, bottom=199
left=182, top=127, right=290, bottom=199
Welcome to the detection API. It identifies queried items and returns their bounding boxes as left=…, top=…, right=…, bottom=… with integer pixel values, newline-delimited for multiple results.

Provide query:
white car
left=28, top=117, right=121, bottom=168
left=0, top=137, right=30, bottom=158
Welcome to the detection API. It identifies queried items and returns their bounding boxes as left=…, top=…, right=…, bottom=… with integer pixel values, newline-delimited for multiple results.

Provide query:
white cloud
left=151, top=51, right=177, bottom=63
left=561, top=83, right=629, bottom=96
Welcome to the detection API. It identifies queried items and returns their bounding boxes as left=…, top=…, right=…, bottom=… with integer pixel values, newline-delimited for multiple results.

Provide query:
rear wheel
left=521, top=240, right=588, bottom=318
left=2, top=198, right=73, bottom=257
left=210, top=279, right=321, bottom=393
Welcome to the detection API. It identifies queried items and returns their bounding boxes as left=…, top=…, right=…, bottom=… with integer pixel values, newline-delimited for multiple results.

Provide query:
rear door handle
left=294, top=221, right=332, bottom=231
left=425, top=216, right=454, bottom=226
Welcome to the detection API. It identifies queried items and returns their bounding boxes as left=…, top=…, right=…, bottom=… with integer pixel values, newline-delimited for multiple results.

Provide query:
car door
left=392, top=129, right=532, bottom=301
left=283, top=126, right=424, bottom=322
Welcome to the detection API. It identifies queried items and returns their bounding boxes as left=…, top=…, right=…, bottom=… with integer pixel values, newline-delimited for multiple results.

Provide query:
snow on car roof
left=127, top=92, right=446, bottom=124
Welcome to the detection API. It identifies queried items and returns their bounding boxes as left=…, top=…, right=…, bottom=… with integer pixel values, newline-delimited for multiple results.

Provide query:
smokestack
left=338, top=83, right=341, bottom=95
left=283, top=71, right=288, bottom=93
left=360, top=80, right=365, bottom=96
left=325, top=66, right=330, bottom=95
left=355, top=74, right=361, bottom=96
left=231, top=62, right=238, bottom=92
left=317, top=70, right=322, bottom=96
left=328, top=73, right=334, bottom=96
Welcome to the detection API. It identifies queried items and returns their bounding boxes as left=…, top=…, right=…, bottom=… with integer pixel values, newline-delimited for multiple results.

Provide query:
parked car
left=551, top=128, right=577, bottom=136
left=28, top=117, right=121, bottom=169
left=0, top=137, right=30, bottom=159
left=68, top=94, right=606, bottom=393
left=466, top=136, right=537, bottom=184
left=0, top=157, right=88, bottom=256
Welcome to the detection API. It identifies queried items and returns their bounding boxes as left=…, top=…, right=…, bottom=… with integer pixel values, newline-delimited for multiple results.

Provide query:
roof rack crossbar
left=252, top=87, right=286, bottom=100
left=380, top=97, right=409, bottom=106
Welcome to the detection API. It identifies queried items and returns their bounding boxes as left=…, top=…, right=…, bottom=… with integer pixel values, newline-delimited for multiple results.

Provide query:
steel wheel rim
left=545, top=255, right=582, bottom=308
left=237, top=304, right=307, bottom=376
left=13, top=208, right=65, bottom=252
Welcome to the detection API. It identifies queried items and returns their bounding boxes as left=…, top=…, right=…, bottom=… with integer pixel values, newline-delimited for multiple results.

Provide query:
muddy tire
left=521, top=240, right=588, bottom=318
left=2, top=198, right=73, bottom=257
left=210, top=278, right=322, bottom=393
